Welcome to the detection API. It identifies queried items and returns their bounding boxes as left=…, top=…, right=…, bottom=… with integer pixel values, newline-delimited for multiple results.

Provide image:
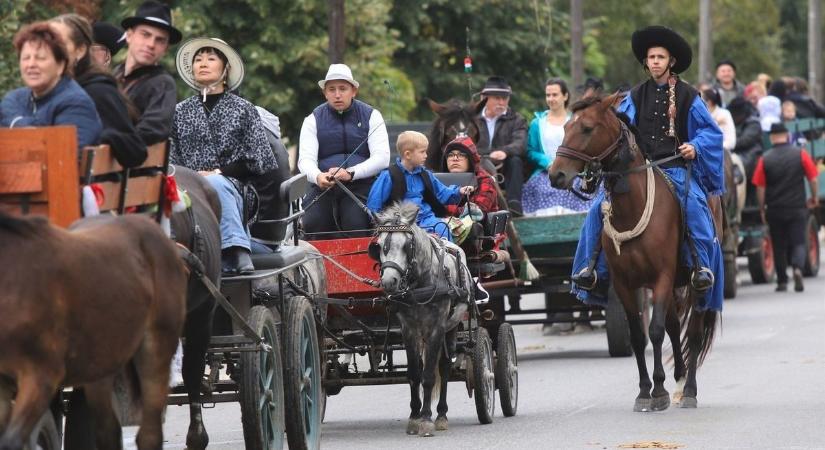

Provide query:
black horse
left=425, top=98, right=486, bottom=171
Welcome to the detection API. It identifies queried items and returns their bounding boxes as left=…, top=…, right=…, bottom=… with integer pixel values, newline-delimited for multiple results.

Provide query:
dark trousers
left=302, top=178, right=373, bottom=239
left=480, top=154, right=524, bottom=205
left=767, top=208, right=808, bottom=283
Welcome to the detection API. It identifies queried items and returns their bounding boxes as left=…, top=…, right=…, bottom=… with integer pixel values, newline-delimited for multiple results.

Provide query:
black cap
left=93, top=22, right=126, bottom=55
left=715, top=59, right=737, bottom=72
left=121, top=0, right=182, bottom=44
left=769, top=122, right=788, bottom=134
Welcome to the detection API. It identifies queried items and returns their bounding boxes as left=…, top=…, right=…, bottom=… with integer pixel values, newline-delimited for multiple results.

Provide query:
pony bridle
left=555, top=119, right=628, bottom=192
left=369, top=223, right=418, bottom=292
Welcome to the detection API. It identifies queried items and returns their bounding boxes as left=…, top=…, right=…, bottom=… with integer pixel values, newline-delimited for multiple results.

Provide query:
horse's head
left=549, top=93, right=625, bottom=190
left=425, top=98, right=487, bottom=169
left=369, top=202, right=422, bottom=294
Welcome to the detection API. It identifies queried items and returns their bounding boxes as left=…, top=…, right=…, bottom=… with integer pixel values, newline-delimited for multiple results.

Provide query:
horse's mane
left=570, top=96, right=604, bottom=113
left=0, top=211, right=47, bottom=237
left=375, top=201, right=421, bottom=228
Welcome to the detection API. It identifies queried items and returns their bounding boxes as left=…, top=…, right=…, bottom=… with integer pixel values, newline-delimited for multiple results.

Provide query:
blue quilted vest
left=313, top=99, right=373, bottom=171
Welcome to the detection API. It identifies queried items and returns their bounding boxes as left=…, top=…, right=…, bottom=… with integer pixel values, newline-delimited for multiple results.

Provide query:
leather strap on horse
left=601, top=166, right=656, bottom=255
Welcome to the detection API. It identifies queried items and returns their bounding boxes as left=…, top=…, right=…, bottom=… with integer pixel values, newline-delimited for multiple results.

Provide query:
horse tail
left=431, top=364, right=442, bottom=406
left=681, top=300, right=719, bottom=368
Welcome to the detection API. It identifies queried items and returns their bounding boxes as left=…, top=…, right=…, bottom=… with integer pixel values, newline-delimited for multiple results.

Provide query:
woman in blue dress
left=522, top=78, right=595, bottom=215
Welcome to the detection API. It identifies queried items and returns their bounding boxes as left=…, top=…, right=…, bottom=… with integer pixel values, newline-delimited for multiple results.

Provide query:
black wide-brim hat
left=93, top=22, right=126, bottom=56
left=631, top=26, right=692, bottom=74
left=122, top=0, right=182, bottom=44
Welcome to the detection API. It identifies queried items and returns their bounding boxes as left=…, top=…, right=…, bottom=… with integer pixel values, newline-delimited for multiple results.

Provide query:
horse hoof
left=679, top=396, right=698, bottom=408
left=651, top=394, right=671, bottom=411
left=406, top=418, right=420, bottom=435
left=435, top=416, right=448, bottom=431
left=186, top=424, right=209, bottom=449
left=633, top=398, right=651, bottom=412
left=418, top=420, right=436, bottom=437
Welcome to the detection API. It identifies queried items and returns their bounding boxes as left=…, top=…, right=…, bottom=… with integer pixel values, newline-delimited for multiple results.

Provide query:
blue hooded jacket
left=0, top=76, right=102, bottom=149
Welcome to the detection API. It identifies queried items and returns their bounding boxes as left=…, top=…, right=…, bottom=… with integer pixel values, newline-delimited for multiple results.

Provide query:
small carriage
left=0, top=126, right=325, bottom=450
left=304, top=172, right=518, bottom=430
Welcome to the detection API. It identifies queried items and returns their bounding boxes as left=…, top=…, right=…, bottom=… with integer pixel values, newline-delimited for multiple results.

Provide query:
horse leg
left=83, top=377, right=124, bottom=450
left=182, top=301, right=214, bottom=450
left=615, top=283, right=652, bottom=412
left=666, top=295, right=687, bottom=404
left=417, top=328, right=444, bottom=438
left=681, top=308, right=704, bottom=408
left=647, top=284, right=671, bottom=411
left=402, top=332, right=422, bottom=435
left=0, top=368, right=60, bottom=450
left=132, top=331, right=178, bottom=450
left=434, top=331, right=453, bottom=431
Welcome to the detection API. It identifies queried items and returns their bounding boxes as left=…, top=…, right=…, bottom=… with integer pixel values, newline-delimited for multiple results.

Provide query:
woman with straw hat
left=170, top=37, right=277, bottom=275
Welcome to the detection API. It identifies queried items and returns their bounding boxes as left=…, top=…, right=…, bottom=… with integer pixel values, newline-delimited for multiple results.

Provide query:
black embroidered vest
left=630, top=79, right=698, bottom=168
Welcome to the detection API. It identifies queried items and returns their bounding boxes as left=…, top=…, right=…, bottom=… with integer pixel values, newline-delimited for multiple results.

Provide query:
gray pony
left=372, top=202, right=471, bottom=437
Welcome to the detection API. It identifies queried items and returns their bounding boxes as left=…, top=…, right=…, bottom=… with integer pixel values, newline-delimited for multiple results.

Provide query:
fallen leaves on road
left=618, top=441, right=684, bottom=449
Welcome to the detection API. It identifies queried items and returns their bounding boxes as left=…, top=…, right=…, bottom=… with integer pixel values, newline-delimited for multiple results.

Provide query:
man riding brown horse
left=564, top=25, right=725, bottom=312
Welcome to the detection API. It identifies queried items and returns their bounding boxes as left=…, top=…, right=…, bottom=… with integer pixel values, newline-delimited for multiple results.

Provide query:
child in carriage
left=366, top=130, right=489, bottom=302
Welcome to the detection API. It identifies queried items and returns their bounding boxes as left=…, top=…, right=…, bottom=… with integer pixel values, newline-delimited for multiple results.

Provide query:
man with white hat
left=298, top=63, right=390, bottom=238
left=114, top=0, right=181, bottom=146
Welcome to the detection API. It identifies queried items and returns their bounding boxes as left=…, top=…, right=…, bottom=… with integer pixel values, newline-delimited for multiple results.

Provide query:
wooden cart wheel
left=283, top=296, right=322, bottom=450
left=472, top=327, right=495, bottom=424
left=605, top=286, right=633, bottom=358
left=803, top=214, right=820, bottom=277
left=747, top=233, right=775, bottom=284
left=240, top=305, right=285, bottom=450
left=31, top=410, right=61, bottom=450
left=495, top=323, right=518, bottom=417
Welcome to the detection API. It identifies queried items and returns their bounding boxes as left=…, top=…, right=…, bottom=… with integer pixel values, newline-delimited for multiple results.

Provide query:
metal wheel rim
left=259, top=321, right=282, bottom=449
left=300, top=311, right=320, bottom=445
left=762, top=236, right=774, bottom=274
left=505, top=331, right=518, bottom=405
left=482, top=336, right=494, bottom=413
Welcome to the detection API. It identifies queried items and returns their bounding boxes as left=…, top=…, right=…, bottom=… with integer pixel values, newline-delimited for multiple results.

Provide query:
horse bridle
left=369, top=223, right=418, bottom=291
left=555, top=118, right=628, bottom=191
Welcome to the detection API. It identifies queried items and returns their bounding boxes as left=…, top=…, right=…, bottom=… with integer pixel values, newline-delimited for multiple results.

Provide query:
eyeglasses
left=446, top=151, right=468, bottom=160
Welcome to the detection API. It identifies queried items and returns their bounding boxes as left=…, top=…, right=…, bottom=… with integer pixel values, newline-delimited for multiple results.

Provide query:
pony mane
left=0, top=211, right=47, bottom=237
left=375, top=201, right=420, bottom=227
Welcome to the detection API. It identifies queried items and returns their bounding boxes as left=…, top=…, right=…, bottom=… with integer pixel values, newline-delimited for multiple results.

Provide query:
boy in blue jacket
left=367, top=131, right=474, bottom=240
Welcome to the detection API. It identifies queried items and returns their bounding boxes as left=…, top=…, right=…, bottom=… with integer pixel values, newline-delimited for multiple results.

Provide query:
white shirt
left=710, top=106, right=737, bottom=151
left=481, top=106, right=501, bottom=143
left=298, top=108, right=390, bottom=185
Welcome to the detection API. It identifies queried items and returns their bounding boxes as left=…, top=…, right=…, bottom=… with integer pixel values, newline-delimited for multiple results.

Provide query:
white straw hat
left=318, top=63, right=359, bottom=89
left=176, top=37, right=244, bottom=92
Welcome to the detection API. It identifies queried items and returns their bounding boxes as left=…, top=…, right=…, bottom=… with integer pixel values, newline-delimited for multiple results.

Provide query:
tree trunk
left=328, top=0, right=345, bottom=64
left=698, top=0, right=713, bottom=84
left=570, top=0, right=583, bottom=97
left=809, top=0, right=823, bottom=103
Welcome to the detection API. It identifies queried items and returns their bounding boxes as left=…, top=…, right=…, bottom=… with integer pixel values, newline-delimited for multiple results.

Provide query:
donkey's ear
left=604, top=91, right=628, bottom=110
left=427, top=98, right=446, bottom=115
left=471, top=97, right=488, bottom=115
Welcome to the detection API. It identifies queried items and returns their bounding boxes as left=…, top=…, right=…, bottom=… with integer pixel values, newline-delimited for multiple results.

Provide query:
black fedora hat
left=769, top=122, right=788, bottom=134
left=93, top=22, right=126, bottom=56
left=122, top=0, right=182, bottom=44
left=631, top=25, right=692, bottom=74
left=480, top=76, right=512, bottom=96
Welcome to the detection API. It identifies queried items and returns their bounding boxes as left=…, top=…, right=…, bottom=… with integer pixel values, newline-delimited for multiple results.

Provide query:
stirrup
left=690, top=267, right=715, bottom=293
left=572, top=267, right=598, bottom=291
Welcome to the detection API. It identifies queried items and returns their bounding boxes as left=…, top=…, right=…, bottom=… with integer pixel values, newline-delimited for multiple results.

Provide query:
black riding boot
left=690, top=267, right=714, bottom=294
left=222, top=246, right=254, bottom=275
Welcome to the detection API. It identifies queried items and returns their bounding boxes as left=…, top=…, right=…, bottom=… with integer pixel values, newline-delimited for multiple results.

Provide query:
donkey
left=0, top=211, right=186, bottom=450
left=371, top=202, right=470, bottom=436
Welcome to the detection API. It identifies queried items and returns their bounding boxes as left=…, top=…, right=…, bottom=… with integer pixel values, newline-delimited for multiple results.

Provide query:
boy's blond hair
left=396, top=130, right=429, bottom=156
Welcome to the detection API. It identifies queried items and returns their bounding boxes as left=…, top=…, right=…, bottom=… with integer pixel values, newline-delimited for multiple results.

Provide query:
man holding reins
left=571, top=26, right=725, bottom=311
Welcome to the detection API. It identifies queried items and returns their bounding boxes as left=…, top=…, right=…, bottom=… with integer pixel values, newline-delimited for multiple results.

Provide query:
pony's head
left=370, top=201, right=422, bottom=294
left=425, top=98, right=487, bottom=170
left=548, top=93, right=625, bottom=190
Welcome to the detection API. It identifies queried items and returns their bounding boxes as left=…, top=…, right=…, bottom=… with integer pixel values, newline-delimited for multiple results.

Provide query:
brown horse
left=425, top=98, right=486, bottom=170
left=548, top=93, right=719, bottom=412
left=0, top=212, right=186, bottom=449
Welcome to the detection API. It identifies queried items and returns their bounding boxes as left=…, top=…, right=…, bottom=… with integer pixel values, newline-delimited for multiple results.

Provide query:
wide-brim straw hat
left=176, top=37, right=244, bottom=92
left=631, top=25, right=692, bottom=74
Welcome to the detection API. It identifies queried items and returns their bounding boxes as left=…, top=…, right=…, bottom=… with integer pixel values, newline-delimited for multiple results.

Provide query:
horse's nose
left=548, top=170, right=566, bottom=189
left=381, top=276, right=399, bottom=293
